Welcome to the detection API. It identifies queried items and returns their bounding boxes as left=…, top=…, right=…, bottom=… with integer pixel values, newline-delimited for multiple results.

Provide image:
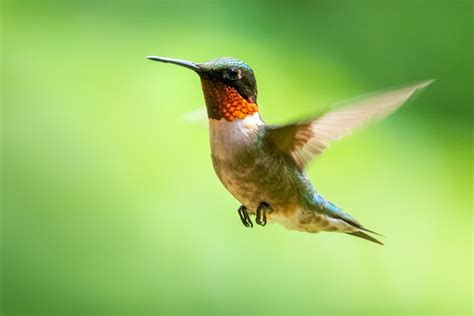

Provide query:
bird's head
left=147, top=56, right=258, bottom=121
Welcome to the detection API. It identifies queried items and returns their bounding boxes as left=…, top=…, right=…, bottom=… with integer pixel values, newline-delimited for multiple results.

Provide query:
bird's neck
left=200, top=79, right=259, bottom=121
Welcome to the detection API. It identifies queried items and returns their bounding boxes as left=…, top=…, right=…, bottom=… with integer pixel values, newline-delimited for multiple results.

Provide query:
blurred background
left=2, top=0, right=472, bottom=315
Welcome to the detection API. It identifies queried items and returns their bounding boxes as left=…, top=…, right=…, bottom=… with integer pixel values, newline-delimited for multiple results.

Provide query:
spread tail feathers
left=347, top=231, right=384, bottom=245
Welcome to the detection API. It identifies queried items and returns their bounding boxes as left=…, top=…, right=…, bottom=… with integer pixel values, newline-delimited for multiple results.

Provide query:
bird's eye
left=224, top=68, right=240, bottom=80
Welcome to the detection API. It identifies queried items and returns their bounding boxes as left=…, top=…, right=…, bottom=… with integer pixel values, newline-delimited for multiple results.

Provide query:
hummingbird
left=147, top=56, right=433, bottom=245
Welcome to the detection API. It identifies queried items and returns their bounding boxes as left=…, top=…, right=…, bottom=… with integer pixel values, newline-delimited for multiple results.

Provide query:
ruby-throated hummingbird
left=147, top=56, right=433, bottom=245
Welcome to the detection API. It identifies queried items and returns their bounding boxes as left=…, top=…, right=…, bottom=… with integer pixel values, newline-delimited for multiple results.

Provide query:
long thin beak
left=146, top=56, right=200, bottom=71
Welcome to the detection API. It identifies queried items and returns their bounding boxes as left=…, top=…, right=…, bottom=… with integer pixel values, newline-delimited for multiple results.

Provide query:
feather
left=264, top=80, right=434, bottom=169
left=346, top=231, right=384, bottom=245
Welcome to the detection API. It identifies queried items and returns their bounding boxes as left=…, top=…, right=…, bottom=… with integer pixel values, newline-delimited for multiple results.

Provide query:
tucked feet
left=256, top=202, right=271, bottom=226
left=237, top=205, right=253, bottom=228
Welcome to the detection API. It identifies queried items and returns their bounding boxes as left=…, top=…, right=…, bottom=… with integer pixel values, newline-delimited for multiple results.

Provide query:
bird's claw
left=256, top=202, right=271, bottom=226
left=238, top=205, right=253, bottom=228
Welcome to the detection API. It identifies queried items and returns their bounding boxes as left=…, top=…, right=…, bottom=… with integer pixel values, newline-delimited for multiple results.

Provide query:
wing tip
left=414, top=79, right=436, bottom=90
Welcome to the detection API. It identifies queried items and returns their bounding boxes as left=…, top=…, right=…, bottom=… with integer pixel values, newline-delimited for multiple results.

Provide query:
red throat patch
left=201, top=79, right=258, bottom=121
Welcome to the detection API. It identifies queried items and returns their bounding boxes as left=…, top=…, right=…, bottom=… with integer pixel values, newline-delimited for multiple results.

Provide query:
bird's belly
left=211, top=154, right=299, bottom=215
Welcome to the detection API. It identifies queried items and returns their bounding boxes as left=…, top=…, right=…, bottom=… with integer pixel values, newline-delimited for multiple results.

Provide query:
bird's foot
left=256, top=202, right=271, bottom=226
left=238, top=205, right=253, bottom=228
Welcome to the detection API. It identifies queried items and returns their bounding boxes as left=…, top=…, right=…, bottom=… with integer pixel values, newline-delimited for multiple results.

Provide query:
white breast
left=209, top=113, right=264, bottom=160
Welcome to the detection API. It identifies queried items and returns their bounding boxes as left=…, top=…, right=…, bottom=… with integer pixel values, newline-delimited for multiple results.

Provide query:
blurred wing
left=182, top=106, right=208, bottom=126
left=265, top=80, right=434, bottom=169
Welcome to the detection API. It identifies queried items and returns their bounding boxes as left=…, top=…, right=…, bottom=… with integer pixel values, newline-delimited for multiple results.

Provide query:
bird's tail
left=312, top=194, right=384, bottom=245
left=346, top=231, right=384, bottom=245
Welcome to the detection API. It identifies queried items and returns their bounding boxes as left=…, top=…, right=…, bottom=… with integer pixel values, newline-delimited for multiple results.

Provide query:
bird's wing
left=264, top=80, right=433, bottom=169
left=182, top=106, right=208, bottom=126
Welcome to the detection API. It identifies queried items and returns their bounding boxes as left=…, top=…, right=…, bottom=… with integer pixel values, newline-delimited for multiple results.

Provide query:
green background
left=2, top=0, right=472, bottom=315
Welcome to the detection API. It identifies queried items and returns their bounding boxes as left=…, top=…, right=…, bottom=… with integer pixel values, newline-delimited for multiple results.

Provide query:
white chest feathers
left=209, top=113, right=264, bottom=160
